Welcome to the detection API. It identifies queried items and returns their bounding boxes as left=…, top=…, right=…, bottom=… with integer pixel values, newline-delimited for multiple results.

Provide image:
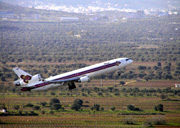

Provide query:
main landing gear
left=68, top=82, right=76, bottom=90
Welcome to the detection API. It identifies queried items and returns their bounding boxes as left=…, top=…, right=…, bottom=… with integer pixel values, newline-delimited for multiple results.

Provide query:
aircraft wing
left=20, top=77, right=80, bottom=91
left=48, top=77, right=80, bottom=83
left=48, top=77, right=80, bottom=90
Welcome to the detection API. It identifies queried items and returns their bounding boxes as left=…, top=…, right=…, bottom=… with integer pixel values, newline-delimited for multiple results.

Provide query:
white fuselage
left=24, top=58, right=133, bottom=91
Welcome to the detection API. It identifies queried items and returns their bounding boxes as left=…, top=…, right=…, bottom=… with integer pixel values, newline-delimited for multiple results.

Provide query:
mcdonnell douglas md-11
left=13, top=58, right=133, bottom=91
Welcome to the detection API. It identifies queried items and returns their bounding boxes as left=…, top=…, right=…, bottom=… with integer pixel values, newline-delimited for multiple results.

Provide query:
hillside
left=0, top=1, right=180, bottom=82
left=1, top=0, right=180, bottom=11
left=0, top=2, right=85, bottom=21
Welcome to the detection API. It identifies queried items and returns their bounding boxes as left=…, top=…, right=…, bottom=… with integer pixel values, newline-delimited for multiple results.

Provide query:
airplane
left=13, top=58, right=133, bottom=92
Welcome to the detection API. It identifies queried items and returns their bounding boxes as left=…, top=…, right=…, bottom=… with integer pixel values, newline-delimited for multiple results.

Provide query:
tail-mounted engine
left=14, top=79, right=24, bottom=86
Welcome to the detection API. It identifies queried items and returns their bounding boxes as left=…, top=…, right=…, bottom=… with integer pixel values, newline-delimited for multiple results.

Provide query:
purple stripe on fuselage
left=21, top=61, right=120, bottom=91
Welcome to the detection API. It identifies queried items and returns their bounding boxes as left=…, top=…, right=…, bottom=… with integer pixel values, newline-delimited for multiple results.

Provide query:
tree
left=73, top=99, right=83, bottom=106
left=40, top=102, right=47, bottom=107
left=154, top=104, right=164, bottom=112
left=50, top=98, right=60, bottom=106
left=153, top=66, right=159, bottom=70
left=111, top=107, right=116, bottom=111
left=25, top=103, right=34, bottom=107
left=127, top=105, right=135, bottom=111
left=41, top=110, right=45, bottom=115
left=101, top=107, right=104, bottom=111
left=50, top=92, right=56, bottom=96
left=1, top=77, right=6, bottom=81
left=157, top=62, right=161, bottom=67
left=160, top=94, right=168, bottom=100
left=123, top=117, right=136, bottom=125
left=33, top=105, right=40, bottom=110
left=127, top=105, right=140, bottom=111
left=138, top=66, right=147, bottom=70
left=98, top=92, right=103, bottom=96
left=92, top=104, right=100, bottom=111
left=120, top=81, right=125, bottom=86
left=50, top=103, right=61, bottom=110
left=71, top=103, right=81, bottom=111
left=14, top=105, right=20, bottom=110
left=49, top=110, right=54, bottom=115
left=18, top=110, right=22, bottom=115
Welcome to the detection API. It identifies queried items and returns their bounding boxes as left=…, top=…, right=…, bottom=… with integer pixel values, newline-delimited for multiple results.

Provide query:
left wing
left=48, top=77, right=79, bottom=83
left=48, top=77, right=80, bottom=90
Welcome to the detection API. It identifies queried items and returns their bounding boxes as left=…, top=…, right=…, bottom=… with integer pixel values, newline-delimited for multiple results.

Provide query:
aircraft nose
left=125, top=58, right=133, bottom=65
left=129, top=59, right=133, bottom=64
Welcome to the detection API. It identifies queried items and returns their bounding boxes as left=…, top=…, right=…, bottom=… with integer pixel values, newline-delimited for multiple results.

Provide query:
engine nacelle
left=13, top=79, right=25, bottom=86
left=30, top=74, right=43, bottom=84
left=78, top=76, right=90, bottom=83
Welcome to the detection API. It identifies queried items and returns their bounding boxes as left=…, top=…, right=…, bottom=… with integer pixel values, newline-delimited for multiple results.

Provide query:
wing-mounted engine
left=78, top=76, right=90, bottom=83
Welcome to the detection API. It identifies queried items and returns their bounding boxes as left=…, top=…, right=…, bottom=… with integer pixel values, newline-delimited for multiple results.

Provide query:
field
left=1, top=80, right=180, bottom=128
left=1, top=58, right=180, bottom=128
left=0, top=4, right=180, bottom=127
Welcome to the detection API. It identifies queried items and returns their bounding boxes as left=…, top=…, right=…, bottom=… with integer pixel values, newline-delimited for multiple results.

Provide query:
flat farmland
left=78, top=79, right=180, bottom=88
left=1, top=89, right=180, bottom=127
left=128, top=80, right=180, bottom=87
left=1, top=63, right=180, bottom=127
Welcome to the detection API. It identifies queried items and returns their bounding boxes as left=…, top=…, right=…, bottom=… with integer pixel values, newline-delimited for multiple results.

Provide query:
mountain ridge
left=0, top=0, right=179, bottom=13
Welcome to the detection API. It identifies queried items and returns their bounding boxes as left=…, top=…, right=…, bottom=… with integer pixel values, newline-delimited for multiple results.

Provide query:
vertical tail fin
left=12, top=67, right=32, bottom=79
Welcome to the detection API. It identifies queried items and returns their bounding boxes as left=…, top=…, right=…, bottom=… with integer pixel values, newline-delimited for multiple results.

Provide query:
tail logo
left=20, top=75, right=32, bottom=83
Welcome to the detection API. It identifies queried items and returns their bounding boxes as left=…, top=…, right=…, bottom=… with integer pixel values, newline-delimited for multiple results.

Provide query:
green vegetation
left=49, top=98, right=62, bottom=110
left=127, top=105, right=141, bottom=111
left=154, top=104, right=164, bottom=112
left=0, top=3, right=180, bottom=127
left=0, top=16, right=180, bottom=63
left=0, top=16, right=180, bottom=85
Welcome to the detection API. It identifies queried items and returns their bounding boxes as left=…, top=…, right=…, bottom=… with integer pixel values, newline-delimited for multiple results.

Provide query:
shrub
left=40, top=102, right=47, bottom=107
left=50, top=92, right=56, bottom=96
left=152, top=117, right=166, bottom=125
left=127, top=105, right=141, bottom=111
left=101, top=107, right=104, bottom=111
left=127, top=105, right=135, bottom=111
left=14, top=105, right=20, bottom=110
left=49, top=111, right=54, bottom=115
left=71, top=103, right=81, bottom=111
left=160, top=94, right=168, bottom=100
left=144, top=117, right=166, bottom=126
left=18, top=111, right=22, bottom=115
left=154, top=104, right=164, bottom=112
left=33, top=105, right=40, bottom=110
left=50, top=98, right=60, bottom=106
left=111, top=107, right=116, bottom=111
left=73, top=99, right=83, bottom=106
left=92, top=104, right=100, bottom=111
left=123, top=117, right=136, bottom=125
left=30, top=111, right=38, bottom=116
left=25, top=103, right=34, bottom=107
left=120, top=81, right=125, bottom=85
left=50, top=103, right=61, bottom=111
left=41, top=110, right=45, bottom=115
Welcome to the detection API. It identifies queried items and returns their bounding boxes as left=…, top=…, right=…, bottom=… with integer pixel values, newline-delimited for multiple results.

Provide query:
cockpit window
left=126, top=59, right=130, bottom=61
